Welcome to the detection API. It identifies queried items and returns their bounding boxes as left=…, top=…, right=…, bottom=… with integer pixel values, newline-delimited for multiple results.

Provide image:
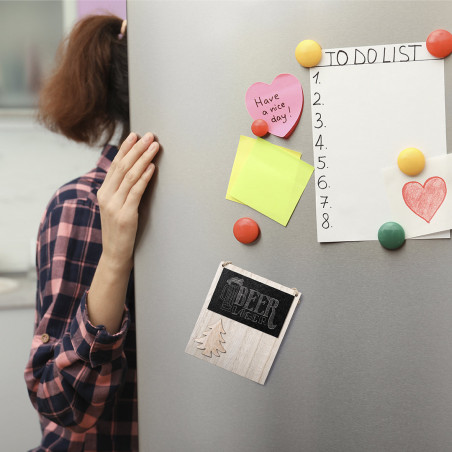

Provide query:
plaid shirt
left=24, top=145, right=138, bottom=451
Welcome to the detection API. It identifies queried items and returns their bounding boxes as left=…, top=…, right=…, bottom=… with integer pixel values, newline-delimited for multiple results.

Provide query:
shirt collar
left=96, top=144, right=119, bottom=173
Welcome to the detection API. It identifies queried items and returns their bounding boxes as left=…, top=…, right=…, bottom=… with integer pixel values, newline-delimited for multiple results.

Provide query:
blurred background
left=0, top=1, right=126, bottom=449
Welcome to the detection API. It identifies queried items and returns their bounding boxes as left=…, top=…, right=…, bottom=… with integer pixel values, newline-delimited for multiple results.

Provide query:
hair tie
left=119, top=20, right=127, bottom=39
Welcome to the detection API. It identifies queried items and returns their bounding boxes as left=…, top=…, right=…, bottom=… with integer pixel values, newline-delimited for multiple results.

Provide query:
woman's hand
left=97, top=132, right=159, bottom=271
left=87, top=132, right=159, bottom=333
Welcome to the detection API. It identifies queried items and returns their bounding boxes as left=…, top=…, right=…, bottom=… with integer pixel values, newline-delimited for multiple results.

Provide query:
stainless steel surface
left=129, top=2, right=452, bottom=451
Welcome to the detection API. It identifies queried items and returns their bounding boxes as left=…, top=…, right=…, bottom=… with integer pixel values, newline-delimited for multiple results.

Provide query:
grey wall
left=0, top=116, right=99, bottom=272
left=129, top=2, right=452, bottom=451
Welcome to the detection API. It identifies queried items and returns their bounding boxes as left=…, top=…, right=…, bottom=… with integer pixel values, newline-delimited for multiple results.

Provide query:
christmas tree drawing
left=194, top=319, right=226, bottom=358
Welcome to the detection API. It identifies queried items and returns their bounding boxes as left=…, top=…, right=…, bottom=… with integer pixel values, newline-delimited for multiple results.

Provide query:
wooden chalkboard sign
left=185, top=262, right=301, bottom=384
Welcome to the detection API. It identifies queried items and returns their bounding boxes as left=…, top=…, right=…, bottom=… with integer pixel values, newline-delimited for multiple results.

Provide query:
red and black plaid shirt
left=24, top=145, right=138, bottom=451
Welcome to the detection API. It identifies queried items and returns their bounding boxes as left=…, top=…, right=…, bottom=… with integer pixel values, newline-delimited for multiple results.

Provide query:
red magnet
left=426, top=29, right=452, bottom=58
left=233, top=218, right=260, bottom=244
left=251, top=119, right=269, bottom=137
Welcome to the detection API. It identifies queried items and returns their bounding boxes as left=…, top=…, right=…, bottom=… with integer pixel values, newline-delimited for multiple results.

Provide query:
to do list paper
left=310, top=42, right=448, bottom=242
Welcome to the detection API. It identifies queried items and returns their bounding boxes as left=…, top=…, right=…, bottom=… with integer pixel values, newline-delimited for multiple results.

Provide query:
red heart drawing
left=402, top=176, right=447, bottom=223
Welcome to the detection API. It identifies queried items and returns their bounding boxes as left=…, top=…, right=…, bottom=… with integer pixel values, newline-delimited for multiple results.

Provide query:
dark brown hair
left=38, top=14, right=129, bottom=146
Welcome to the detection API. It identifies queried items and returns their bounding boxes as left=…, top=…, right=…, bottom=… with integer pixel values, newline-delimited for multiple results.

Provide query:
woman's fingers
left=118, top=132, right=155, bottom=174
left=103, top=132, right=138, bottom=187
left=114, top=140, right=160, bottom=205
left=123, top=163, right=156, bottom=213
left=117, top=132, right=139, bottom=161
left=103, top=132, right=156, bottom=196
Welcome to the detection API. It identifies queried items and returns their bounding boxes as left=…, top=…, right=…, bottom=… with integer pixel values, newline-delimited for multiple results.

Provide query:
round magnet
left=397, top=147, right=425, bottom=176
left=378, top=222, right=405, bottom=250
left=233, top=218, right=260, bottom=244
left=426, top=29, right=452, bottom=58
left=295, top=39, right=322, bottom=68
left=251, top=119, right=269, bottom=137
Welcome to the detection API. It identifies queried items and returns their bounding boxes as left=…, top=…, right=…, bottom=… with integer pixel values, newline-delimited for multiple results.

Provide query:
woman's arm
left=88, top=132, right=159, bottom=333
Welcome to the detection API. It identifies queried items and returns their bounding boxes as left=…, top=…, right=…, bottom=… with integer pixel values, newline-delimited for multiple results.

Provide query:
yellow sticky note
left=226, top=136, right=302, bottom=203
left=229, top=138, right=313, bottom=226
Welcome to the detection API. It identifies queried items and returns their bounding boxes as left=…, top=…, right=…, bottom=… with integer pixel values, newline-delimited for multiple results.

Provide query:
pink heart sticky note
left=402, top=176, right=447, bottom=223
left=245, top=74, right=304, bottom=138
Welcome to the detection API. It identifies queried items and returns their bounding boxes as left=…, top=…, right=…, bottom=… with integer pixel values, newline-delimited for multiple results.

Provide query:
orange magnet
left=251, top=119, right=269, bottom=137
left=426, top=29, right=452, bottom=58
left=233, top=218, right=260, bottom=244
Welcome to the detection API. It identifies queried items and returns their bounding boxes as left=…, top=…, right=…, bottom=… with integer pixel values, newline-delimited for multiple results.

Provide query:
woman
left=24, top=14, right=157, bottom=451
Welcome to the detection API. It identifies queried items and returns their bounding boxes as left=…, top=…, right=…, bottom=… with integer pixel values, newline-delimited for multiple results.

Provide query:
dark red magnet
left=233, top=218, right=260, bottom=244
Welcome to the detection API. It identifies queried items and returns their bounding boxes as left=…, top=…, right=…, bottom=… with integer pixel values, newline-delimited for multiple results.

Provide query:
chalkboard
left=208, top=266, right=295, bottom=338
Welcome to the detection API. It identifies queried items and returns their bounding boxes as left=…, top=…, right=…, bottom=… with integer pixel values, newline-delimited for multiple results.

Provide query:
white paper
left=310, top=42, right=448, bottom=242
left=383, top=154, right=452, bottom=238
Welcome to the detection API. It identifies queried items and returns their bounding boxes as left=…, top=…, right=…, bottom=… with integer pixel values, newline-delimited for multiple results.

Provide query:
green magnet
left=378, top=222, right=405, bottom=250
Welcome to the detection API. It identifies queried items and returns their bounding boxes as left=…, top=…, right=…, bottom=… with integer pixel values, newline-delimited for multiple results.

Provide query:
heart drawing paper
left=383, top=154, right=452, bottom=238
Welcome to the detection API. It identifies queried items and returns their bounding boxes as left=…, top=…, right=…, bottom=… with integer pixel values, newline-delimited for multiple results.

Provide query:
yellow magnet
left=295, top=40, right=322, bottom=68
left=397, top=148, right=425, bottom=176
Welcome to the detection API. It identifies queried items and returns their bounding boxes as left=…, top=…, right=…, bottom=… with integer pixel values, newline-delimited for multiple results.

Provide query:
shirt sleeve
left=24, top=198, right=131, bottom=433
